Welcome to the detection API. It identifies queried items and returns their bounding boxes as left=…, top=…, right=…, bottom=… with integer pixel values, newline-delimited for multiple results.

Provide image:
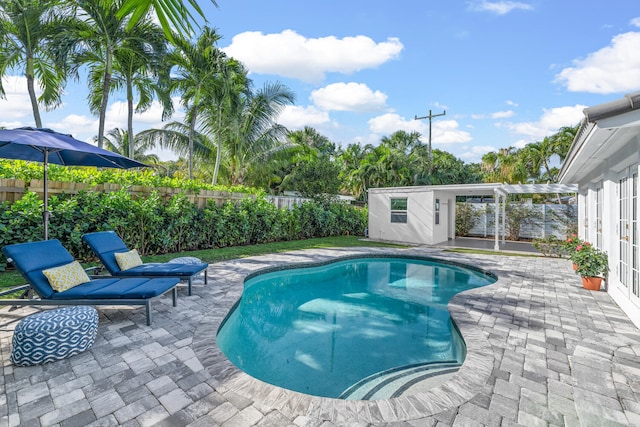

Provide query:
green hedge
left=0, top=190, right=368, bottom=271
left=0, top=159, right=260, bottom=194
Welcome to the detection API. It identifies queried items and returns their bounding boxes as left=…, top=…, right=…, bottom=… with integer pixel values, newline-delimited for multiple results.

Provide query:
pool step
left=339, top=360, right=461, bottom=400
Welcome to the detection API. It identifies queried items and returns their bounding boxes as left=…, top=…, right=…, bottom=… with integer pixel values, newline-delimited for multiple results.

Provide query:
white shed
left=368, top=183, right=576, bottom=248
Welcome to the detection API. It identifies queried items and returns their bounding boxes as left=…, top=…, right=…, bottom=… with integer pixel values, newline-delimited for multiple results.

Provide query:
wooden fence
left=0, top=178, right=251, bottom=208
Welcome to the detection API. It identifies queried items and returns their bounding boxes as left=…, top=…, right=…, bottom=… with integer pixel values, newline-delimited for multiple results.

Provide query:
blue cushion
left=50, top=277, right=179, bottom=299
left=168, top=256, right=203, bottom=264
left=82, top=231, right=207, bottom=278
left=82, top=231, right=129, bottom=274
left=11, top=306, right=98, bottom=366
left=113, top=262, right=207, bottom=278
left=3, top=240, right=74, bottom=299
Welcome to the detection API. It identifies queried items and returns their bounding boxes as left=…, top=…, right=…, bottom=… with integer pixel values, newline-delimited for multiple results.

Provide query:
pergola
left=417, top=183, right=578, bottom=250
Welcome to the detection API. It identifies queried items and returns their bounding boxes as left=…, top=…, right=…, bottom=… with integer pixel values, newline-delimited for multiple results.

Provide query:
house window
left=390, top=198, right=407, bottom=223
left=435, top=198, right=440, bottom=225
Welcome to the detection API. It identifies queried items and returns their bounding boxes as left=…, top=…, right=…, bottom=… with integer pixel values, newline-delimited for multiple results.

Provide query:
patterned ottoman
left=11, top=306, right=99, bottom=366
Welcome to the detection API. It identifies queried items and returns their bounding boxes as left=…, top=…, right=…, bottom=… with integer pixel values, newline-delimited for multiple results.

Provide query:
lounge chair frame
left=0, top=287, right=177, bottom=326
left=2, top=240, right=179, bottom=326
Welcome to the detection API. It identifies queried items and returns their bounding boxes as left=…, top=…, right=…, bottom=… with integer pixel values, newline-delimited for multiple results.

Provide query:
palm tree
left=103, top=127, right=159, bottom=163
left=551, top=124, right=579, bottom=162
left=135, top=121, right=217, bottom=180
left=380, top=130, right=422, bottom=153
left=481, top=147, right=528, bottom=184
left=169, top=27, right=227, bottom=179
left=288, top=126, right=336, bottom=157
left=0, top=0, right=67, bottom=127
left=337, top=142, right=374, bottom=200
left=118, top=0, right=217, bottom=41
left=200, top=57, right=249, bottom=185
left=57, top=0, right=160, bottom=149
left=521, top=137, right=556, bottom=182
left=223, top=81, right=295, bottom=185
left=111, top=20, right=172, bottom=158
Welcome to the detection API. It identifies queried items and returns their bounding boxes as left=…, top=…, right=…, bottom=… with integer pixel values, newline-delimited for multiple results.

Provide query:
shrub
left=532, top=235, right=564, bottom=257
left=456, top=203, right=480, bottom=236
left=505, top=202, right=542, bottom=241
left=571, top=242, right=608, bottom=278
left=0, top=190, right=367, bottom=268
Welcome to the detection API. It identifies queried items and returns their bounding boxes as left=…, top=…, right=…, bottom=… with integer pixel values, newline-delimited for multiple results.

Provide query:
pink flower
left=576, top=245, right=583, bottom=251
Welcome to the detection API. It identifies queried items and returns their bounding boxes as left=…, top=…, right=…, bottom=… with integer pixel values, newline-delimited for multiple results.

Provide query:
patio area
left=1, top=246, right=640, bottom=426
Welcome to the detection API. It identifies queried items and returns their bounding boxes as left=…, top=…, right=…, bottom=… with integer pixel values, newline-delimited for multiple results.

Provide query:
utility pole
left=414, top=109, right=446, bottom=173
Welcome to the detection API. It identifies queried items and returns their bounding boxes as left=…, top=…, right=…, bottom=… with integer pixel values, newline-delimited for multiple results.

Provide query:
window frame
left=390, top=197, right=408, bottom=223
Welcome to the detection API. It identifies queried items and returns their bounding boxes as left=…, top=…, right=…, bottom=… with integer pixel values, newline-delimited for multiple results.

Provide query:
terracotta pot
left=582, top=276, right=602, bottom=291
left=572, top=263, right=578, bottom=271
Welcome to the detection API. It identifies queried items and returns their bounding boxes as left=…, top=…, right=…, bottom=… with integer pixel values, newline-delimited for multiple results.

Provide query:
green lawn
left=0, top=236, right=406, bottom=291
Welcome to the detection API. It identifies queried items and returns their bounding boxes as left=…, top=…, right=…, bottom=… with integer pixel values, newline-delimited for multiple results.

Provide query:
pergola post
left=494, top=189, right=500, bottom=251
left=502, top=194, right=506, bottom=245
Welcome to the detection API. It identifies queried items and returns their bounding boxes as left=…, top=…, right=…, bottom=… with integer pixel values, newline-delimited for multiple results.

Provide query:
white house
left=558, top=91, right=640, bottom=328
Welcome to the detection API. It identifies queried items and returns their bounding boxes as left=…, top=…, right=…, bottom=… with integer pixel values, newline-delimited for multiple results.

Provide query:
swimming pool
left=216, top=256, right=496, bottom=399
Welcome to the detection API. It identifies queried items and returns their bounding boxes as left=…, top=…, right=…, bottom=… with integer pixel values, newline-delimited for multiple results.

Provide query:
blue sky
left=2, top=0, right=640, bottom=163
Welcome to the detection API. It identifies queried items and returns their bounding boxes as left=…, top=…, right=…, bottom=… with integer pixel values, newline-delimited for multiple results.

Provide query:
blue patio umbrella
left=0, top=127, right=147, bottom=240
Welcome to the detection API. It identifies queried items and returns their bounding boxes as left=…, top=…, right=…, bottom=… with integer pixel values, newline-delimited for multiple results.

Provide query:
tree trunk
left=188, top=104, right=198, bottom=180
left=212, top=108, right=222, bottom=185
left=127, top=78, right=134, bottom=159
left=25, top=56, right=42, bottom=128
left=98, top=72, right=111, bottom=149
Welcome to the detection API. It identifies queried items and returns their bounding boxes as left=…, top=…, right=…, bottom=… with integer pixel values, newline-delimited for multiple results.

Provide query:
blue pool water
left=216, top=257, right=496, bottom=399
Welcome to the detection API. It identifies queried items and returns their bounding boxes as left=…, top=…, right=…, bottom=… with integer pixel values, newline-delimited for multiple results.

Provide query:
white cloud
left=555, top=32, right=640, bottom=94
left=223, top=30, right=403, bottom=83
left=367, top=113, right=472, bottom=144
left=310, top=82, right=388, bottom=112
left=0, top=76, right=41, bottom=123
left=43, top=97, right=185, bottom=144
left=505, top=100, right=518, bottom=107
left=104, top=98, right=183, bottom=129
left=46, top=114, right=99, bottom=143
left=471, top=110, right=514, bottom=120
left=631, top=17, right=640, bottom=28
left=468, top=1, right=533, bottom=15
left=278, top=105, right=331, bottom=129
left=434, top=120, right=474, bottom=144
left=491, top=110, right=515, bottom=119
left=458, top=145, right=497, bottom=162
left=503, top=105, right=585, bottom=139
left=368, top=113, right=423, bottom=134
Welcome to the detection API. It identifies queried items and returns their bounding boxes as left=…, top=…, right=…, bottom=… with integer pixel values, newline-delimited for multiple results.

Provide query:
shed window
left=390, top=198, right=407, bottom=223
left=435, top=198, right=440, bottom=225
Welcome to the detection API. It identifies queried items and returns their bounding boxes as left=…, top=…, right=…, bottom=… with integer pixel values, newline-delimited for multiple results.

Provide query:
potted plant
left=571, top=242, right=608, bottom=290
left=563, top=234, right=582, bottom=269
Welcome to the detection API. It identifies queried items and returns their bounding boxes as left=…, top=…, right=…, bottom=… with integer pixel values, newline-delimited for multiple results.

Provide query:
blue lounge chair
left=1, top=240, right=179, bottom=326
left=82, top=231, right=208, bottom=296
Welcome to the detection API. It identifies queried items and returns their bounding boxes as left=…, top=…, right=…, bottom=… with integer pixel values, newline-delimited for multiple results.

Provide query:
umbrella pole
left=43, top=150, right=50, bottom=240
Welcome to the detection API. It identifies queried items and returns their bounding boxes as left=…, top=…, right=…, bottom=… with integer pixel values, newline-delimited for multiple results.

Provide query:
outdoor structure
left=558, top=91, right=640, bottom=328
left=368, top=183, right=576, bottom=250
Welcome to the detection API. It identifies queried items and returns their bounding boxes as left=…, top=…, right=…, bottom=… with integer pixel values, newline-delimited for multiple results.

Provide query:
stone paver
left=2, top=247, right=640, bottom=426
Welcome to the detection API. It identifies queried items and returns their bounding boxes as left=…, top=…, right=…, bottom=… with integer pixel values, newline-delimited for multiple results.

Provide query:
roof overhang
left=559, top=91, right=640, bottom=184
left=368, top=182, right=577, bottom=197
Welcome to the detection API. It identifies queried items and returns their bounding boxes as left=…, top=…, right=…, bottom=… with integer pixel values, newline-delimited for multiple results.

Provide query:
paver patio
left=1, top=246, right=640, bottom=426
